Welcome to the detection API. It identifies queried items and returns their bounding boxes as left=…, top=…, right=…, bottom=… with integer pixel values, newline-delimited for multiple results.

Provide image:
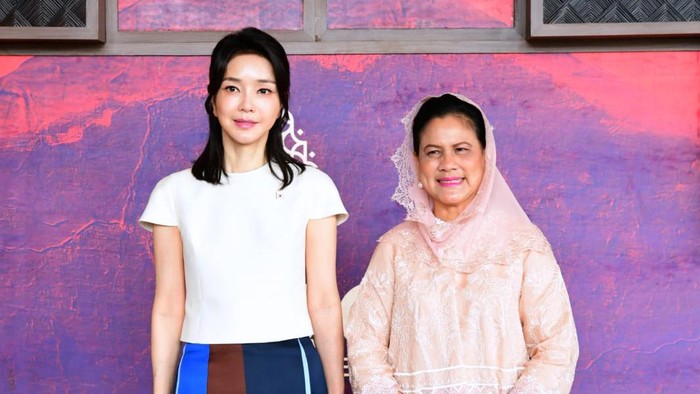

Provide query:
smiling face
left=415, top=114, right=486, bottom=221
left=212, top=53, right=282, bottom=154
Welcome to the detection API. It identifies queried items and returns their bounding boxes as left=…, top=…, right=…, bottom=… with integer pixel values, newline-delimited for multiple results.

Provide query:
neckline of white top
left=224, top=162, right=270, bottom=177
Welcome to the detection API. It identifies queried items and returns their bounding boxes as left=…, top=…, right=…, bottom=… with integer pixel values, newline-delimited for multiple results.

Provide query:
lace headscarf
left=388, top=93, right=546, bottom=272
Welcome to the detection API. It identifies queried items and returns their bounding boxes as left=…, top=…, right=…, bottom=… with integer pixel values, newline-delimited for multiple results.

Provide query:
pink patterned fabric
left=346, top=94, right=579, bottom=393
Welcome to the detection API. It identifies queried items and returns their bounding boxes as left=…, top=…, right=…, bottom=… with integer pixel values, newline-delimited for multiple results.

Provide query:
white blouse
left=140, top=164, right=348, bottom=344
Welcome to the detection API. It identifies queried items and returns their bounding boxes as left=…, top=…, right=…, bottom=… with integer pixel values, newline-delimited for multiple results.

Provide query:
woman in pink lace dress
left=346, top=94, right=579, bottom=393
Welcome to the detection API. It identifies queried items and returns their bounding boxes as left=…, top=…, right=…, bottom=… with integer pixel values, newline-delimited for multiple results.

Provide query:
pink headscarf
left=388, top=93, right=549, bottom=272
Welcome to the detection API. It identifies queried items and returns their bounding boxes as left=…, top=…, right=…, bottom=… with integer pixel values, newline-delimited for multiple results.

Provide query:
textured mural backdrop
left=1, top=52, right=699, bottom=393
left=117, top=0, right=303, bottom=31
left=327, top=0, right=513, bottom=28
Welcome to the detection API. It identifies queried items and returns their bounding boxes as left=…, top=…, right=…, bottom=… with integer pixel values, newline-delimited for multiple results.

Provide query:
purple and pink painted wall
left=1, top=1, right=698, bottom=393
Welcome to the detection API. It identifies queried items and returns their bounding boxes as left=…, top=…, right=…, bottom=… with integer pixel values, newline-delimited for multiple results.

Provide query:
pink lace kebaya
left=346, top=94, right=579, bottom=393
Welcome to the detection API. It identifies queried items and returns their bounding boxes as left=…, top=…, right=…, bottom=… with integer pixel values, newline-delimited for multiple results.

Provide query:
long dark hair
left=192, top=27, right=305, bottom=188
left=412, top=94, right=487, bottom=154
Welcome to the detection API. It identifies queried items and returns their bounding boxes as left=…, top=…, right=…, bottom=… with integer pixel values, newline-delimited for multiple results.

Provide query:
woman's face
left=415, top=114, right=486, bottom=221
left=212, top=54, right=282, bottom=154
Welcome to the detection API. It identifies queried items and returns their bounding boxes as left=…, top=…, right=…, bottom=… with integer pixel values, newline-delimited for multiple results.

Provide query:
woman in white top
left=139, top=27, right=348, bottom=394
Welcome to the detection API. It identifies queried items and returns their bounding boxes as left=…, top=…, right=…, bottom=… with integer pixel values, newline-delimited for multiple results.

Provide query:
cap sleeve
left=138, top=174, right=178, bottom=231
left=307, top=169, right=348, bottom=225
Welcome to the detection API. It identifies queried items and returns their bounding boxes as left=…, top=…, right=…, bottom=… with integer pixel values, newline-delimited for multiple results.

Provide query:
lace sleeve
left=511, top=249, right=579, bottom=394
left=346, top=242, right=401, bottom=394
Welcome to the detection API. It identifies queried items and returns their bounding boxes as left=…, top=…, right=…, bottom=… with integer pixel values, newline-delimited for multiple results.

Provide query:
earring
left=417, top=182, right=423, bottom=189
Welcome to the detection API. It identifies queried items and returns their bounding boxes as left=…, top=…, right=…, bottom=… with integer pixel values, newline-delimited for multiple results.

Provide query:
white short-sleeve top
left=139, top=163, right=348, bottom=344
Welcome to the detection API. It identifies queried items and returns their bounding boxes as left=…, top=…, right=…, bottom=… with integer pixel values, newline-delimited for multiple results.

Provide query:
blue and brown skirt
left=175, top=337, right=327, bottom=394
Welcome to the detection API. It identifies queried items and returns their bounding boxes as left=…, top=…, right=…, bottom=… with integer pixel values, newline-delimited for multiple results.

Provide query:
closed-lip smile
left=234, top=119, right=257, bottom=128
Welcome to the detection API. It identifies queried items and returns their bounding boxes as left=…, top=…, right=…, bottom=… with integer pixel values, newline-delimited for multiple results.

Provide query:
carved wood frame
left=0, top=0, right=105, bottom=42
left=528, top=0, right=700, bottom=39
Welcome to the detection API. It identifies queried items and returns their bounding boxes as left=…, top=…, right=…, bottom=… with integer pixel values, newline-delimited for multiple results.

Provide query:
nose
left=438, top=151, right=457, bottom=171
left=238, top=91, right=254, bottom=113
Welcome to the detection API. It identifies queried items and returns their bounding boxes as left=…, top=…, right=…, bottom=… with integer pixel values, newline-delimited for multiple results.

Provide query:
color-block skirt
left=175, top=337, right=327, bottom=394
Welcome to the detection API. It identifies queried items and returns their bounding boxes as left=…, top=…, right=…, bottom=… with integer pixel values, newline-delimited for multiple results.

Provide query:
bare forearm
left=150, top=225, right=185, bottom=394
left=305, top=217, right=344, bottom=392
left=309, top=303, right=345, bottom=394
left=151, top=311, right=184, bottom=394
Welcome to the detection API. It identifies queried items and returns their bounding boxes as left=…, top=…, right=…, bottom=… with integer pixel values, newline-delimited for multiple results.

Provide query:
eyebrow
left=222, top=77, right=276, bottom=84
left=422, top=141, right=472, bottom=150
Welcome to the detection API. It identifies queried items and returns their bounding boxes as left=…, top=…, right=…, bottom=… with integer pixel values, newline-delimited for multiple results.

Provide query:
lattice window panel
left=0, top=0, right=86, bottom=27
left=544, top=0, right=699, bottom=23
